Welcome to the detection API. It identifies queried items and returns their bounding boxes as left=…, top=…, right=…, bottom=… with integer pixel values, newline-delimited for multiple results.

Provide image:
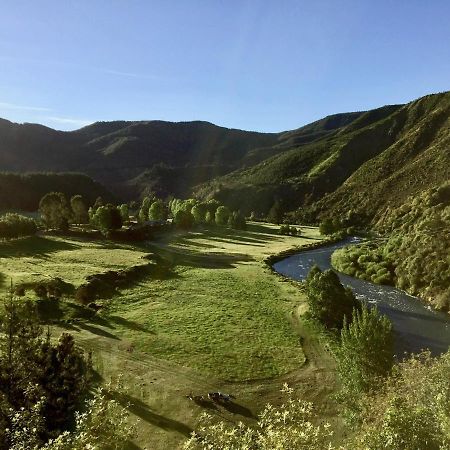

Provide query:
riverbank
left=273, top=239, right=450, bottom=356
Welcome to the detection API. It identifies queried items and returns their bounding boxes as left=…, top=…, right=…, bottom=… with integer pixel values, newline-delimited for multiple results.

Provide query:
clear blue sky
left=1, top=0, right=449, bottom=132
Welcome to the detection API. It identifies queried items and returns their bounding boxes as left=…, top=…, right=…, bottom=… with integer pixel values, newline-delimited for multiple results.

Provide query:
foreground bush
left=351, top=351, right=450, bottom=449
left=184, top=384, right=334, bottom=450
left=8, top=379, right=134, bottom=450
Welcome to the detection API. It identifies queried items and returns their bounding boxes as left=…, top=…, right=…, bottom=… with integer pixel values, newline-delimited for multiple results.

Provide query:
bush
left=337, top=306, right=394, bottom=395
left=0, top=213, right=37, bottom=239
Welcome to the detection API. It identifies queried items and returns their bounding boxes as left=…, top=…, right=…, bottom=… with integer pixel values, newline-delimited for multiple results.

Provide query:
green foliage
left=331, top=244, right=395, bottom=285
left=184, top=384, right=335, bottom=450
left=174, top=209, right=194, bottom=229
left=205, top=210, right=214, bottom=224
left=215, top=205, right=230, bottom=226
left=319, top=218, right=342, bottom=235
left=0, top=213, right=37, bottom=239
left=8, top=378, right=134, bottom=450
left=118, top=203, right=129, bottom=223
left=191, top=203, right=207, bottom=224
left=70, top=195, right=88, bottom=225
left=227, top=211, right=246, bottom=230
left=0, top=294, right=91, bottom=447
left=337, top=306, right=394, bottom=396
left=90, top=205, right=123, bottom=234
left=148, top=199, right=167, bottom=221
left=350, top=351, right=450, bottom=449
left=267, top=199, right=283, bottom=224
left=332, top=183, right=450, bottom=311
left=39, top=192, right=71, bottom=231
left=279, top=224, right=299, bottom=236
left=305, top=265, right=360, bottom=329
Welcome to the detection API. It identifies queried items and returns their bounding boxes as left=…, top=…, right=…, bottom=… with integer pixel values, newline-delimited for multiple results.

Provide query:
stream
left=273, top=238, right=450, bottom=356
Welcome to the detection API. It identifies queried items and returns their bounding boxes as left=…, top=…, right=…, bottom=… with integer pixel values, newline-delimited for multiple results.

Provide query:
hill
left=196, top=92, right=449, bottom=224
left=0, top=91, right=448, bottom=220
left=0, top=172, right=114, bottom=211
left=0, top=118, right=279, bottom=200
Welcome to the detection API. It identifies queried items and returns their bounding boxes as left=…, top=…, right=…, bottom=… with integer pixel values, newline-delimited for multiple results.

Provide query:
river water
left=273, top=238, right=450, bottom=356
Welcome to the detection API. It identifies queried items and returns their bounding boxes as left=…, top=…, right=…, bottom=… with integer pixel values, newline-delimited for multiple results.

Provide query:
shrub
left=0, top=213, right=37, bottom=239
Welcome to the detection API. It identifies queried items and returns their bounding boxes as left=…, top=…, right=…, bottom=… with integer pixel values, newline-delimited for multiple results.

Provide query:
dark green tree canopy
left=305, top=265, right=361, bottom=329
left=39, top=192, right=71, bottom=231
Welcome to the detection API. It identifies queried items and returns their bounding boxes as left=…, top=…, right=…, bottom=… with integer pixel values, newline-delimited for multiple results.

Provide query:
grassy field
left=105, top=223, right=322, bottom=380
left=0, top=235, right=148, bottom=290
left=1, top=223, right=335, bottom=449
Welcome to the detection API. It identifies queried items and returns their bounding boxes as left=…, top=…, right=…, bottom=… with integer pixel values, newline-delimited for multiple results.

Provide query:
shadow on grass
left=220, top=401, right=255, bottom=418
left=77, top=322, right=120, bottom=340
left=123, top=441, right=143, bottom=450
left=107, top=315, right=154, bottom=334
left=0, top=236, right=80, bottom=258
left=147, top=243, right=253, bottom=269
left=111, top=391, right=193, bottom=437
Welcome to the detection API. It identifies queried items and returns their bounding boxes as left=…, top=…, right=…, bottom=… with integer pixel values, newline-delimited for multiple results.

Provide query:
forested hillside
left=0, top=173, right=114, bottom=211
left=0, top=119, right=279, bottom=199
left=197, top=93, right=449, bottom=222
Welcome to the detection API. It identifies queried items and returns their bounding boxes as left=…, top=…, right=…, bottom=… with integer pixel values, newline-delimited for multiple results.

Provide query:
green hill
left=196, top=93, right=449, bottom=223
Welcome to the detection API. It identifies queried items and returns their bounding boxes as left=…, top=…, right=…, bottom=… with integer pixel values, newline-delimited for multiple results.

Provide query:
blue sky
left=1, top=0, right=449, bottom=132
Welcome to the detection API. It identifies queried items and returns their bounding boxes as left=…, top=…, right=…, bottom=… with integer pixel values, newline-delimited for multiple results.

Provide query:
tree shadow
left=219, top=401, right=255, bottom=418
left=107, top=315, right=154, bottom=333
left=76, top=322, right=121, bottom=340
left=123, top=441, right=143, bottom=450
left=110, top=391, right=193, bottom=437
left=147, top=244, right=253, bottom=269
left=0, top=236, right=80, bottom=258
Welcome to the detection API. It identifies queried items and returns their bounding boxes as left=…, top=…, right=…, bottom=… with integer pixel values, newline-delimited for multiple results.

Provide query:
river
left=273, top=238, right=450, bottom=356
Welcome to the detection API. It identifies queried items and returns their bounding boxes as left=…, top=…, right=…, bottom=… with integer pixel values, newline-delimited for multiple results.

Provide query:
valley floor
left=0, top=223, right=340, bottom=449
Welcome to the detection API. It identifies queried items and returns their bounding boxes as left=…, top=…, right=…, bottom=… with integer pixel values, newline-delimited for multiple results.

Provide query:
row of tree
left=38, top=191, right=249, bottom=235
left=169, top=198, right=246, bottom=230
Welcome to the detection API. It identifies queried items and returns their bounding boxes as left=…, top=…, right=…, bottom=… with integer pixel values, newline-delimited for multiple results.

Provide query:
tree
left=205, top=211, right=214, bottom=224
left=305, top=265, right=360, bottom=329
left=337, top=306, right=394, bottom=395
left=70, top=195, right=88, bottom=225
left=148, top=199, right=166, bottom=221
left=228, top=211, right=246, bottom=230
left=118, top=204, right=129, bottom=223
left=215, top=206, right=230, bottom=226
left=191, top=203, right=207, bottom=225
left=92, top=196, right=104, bottom=212
left=319, top=218, right=340, bottom=235
left=90, top=205, right=122, bottom=234
left=138, top=196, right=153, bottom=222
left=267, top=200, right=283, bottom=224
left=6, top=378, right=134, bottom=450
left=39, top=192, right=71, bottom=231
left=174, top=210, right=194, bottom=229
left=0, top=293, right=91, bottom=447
